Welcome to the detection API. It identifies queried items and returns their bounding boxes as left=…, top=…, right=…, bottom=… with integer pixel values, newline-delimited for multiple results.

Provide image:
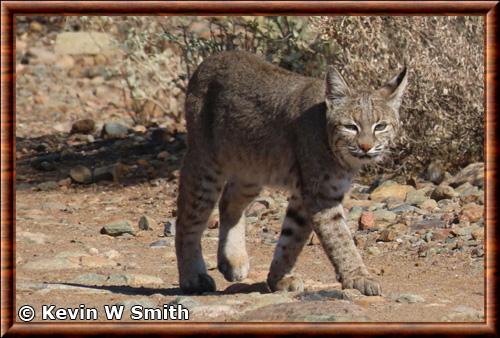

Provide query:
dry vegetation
left=66, top=16, right=484, bottom=176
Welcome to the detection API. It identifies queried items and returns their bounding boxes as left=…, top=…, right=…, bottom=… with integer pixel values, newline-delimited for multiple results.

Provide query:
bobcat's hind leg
left=218, top=180, right=261, bottom=282
left=267, top=194, right=312, bottom=292
left=175, top=153, right=223, bottom=294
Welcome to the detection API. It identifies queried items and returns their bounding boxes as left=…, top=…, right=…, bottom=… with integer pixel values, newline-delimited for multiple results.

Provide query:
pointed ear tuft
left=325, top=66, right=351, bottom=102
left=378, top=66, right=408, bottom=112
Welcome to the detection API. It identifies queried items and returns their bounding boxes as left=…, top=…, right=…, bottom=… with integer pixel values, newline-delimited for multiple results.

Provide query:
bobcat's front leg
left=310, top=203, right=381, bottom=296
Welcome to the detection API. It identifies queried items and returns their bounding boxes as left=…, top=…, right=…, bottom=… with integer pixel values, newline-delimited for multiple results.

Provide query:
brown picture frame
left=1, top=1, right=497, bottom=336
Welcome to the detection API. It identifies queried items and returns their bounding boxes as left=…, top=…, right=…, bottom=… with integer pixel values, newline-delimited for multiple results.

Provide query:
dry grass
left=311, top=16, right=484, bottom=176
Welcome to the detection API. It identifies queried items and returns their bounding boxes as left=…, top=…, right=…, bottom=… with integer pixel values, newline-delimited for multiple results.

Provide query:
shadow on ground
left=16, top=129, right=186, bottom=191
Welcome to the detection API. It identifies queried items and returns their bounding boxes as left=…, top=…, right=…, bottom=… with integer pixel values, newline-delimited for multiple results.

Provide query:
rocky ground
left=14, top=19, right=485, bottom=323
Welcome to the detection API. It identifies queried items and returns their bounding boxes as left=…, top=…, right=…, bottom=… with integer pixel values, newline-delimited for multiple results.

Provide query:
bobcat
left=175, top=51, right=407, bottom=296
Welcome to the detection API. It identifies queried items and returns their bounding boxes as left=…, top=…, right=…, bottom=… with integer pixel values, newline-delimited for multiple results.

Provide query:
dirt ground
left=14, top=18, right=485, bottom=324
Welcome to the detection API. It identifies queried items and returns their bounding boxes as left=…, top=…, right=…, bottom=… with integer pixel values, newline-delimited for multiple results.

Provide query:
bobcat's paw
left=180, top=273, right=216, bottom=294
left=268, top=274, right=304, bottom=292
left=342, top=273, right=381, bottom=296
left=218, top=254, right=250, bottom=282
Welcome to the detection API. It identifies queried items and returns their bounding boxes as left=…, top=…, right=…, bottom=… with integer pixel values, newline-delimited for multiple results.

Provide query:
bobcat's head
left=324, top=65, right=408, bottom=169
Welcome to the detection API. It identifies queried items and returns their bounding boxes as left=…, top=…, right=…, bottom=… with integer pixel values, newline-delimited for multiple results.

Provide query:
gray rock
left=100, top=220, right=134, bottom=236
left=149, top=239, right=170, bottom=248
left=72, top=273, right=108, bottom=286
left=70, top=165, right=93, bottom=184
left=36, top=181, right=59, bottom=191
left=169, top=296, right=201, bottom=309
left=101, top=122, right=130, bottom=139
left=405, top=189, right=429, bottom=205
left=117, top=297, right=156, bottom=311
left=395, top=293, right=425, bottom=303
left=138, top=215, right=156, bottom=231
left=448, top=162, right=484, bottom=188
left=163, top=219, right=176, bottom=237
left=348, top=206, right=364, bottom=221
left=298, top=289, right=344, bottom=301
left=373, top=209, right=397, bottom=223
left=389, top=204, right=416, bottom=214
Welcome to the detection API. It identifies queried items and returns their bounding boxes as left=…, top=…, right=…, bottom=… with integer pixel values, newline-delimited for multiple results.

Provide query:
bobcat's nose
left=359, top=143, right=373, bottom=153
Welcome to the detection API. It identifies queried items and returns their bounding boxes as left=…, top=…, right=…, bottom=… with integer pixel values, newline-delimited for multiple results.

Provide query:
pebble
left=169, top=296, right=201, bottom=309
left=116, top=298, right=156, bottom=311
left=100, top=220, right=135, bottom=237
left=36, top=181, right=59, bottom=191
left=150, top=239, right=170, bottom=248
left=378, top=229, right=397, bottom=242
left=69, top=165, right=93, bottom=184
left=359, top=211, right=375, bottom=231
left=88, top=247, right=99, bottom=255
left=460, top=203, right=483, bottom=223
left=348, top=206, right=364, bottom=221
left=138, top=215, right=156, bottom=231
left=163, top=219, right=176, bottom=236
left=431, top=184, right=458, bottom=201
left=395, top=293, right=425, bottom=303
left=471, top=227, right=484, bottom=241
left=370, top=183, right=415, bottom=202
left=366, top=246, right=381, bottom=255
left=70, top=119, right=95, bottom=134
left=101, top=122, right=129, bottom=139
left=405, top=189, right=428, bottom=205
left=104, top=249, right=121, bottom=260
left=373, top=209, right=397, bottom=223
left=420, top=199, right=438, bottom=211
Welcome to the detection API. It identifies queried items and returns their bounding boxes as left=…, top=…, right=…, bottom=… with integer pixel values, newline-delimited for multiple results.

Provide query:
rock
left=425, top=160, right=445, bottom=185
left=353, top=234, right=367, bottom=248
left=298, top=289, right=345, bottom=301
left=441, top=306, right=484, bottom=321
left=378, top=229, right=397, bottom=242
left=163, top=219, right=176, bottom=237
left=17, top=231, right=50, bottom=244
left=138, top=215, right=156, bottom=231
left=55, top=32, right=116, bottom=55
left=455, top=182, right=480, bottom=197
left=471, top=227, right=484, bottom=241
left=366, top=246, right=381, bottom=255
left=246, top=200, right=268, bottom=217
left=55, top=250, right=89, bottom=259
left=354, top=296, right=386, bottom=307
left=72, top=273, right=109, bottom=286
left=405, top=189, right=429, bottom=206
left=395, top=293, right=425, bottom=303
left=101, top=122, right=130, bottom=139
left=80, top=256, right=116, bottom=268
left=389, top=204, right=416, bottom=214
left=88, top=247, right=99, bottom=255
left=368, top=202, right=386, bottom=211
left=104, top=249, right=121, bottom=260
left=431, top=184, right=458, bottom=201
left=471, top=246, right=484, bottom=258
left=100, top=220, right=134, bottom=237
left=348, top=206, right=364, bottom=221
left=22, top=257, right=80, bottom=270
left=448, top=162, right=484, bottom=188
left=69, top=165, right=93, bottom=184
left=36, top=181, right=58, bottom=191
left=437, top=199, right=460, bottom=212
left=149, top=239, right=170, bottom=248
left=30, top=21, right=44, bottom=32
left=117, top=298, right=156, bottom=311
left=370, top=183, right=415, bottom=202
left=191, top=305, right=237, bottom=319
left=115, top=274, right=164, bottom=287
left=168, top=296, right=201, bottom=309
left=460, top=203, right=483, bottom=223
left=373, top=209, right=397, bottom=223
left=420, top=199, right=438, bottom=211
left=359, top=211, right=376, bottom=231
left=70, top=119, right=95, bottom=134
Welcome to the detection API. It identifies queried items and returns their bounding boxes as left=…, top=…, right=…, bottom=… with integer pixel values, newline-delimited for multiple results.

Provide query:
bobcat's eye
left=374, top=122, right=388, bottom=132
left=343, top=124, right=359, bottom=133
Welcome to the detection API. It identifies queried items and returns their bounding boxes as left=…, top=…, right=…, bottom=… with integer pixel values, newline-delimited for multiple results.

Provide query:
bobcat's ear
left=378, top=66, right=408, bottom=112
left=325, top=66, right=351, bottom=103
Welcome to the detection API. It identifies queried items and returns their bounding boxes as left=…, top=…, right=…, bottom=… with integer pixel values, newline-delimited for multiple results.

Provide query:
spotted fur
left=175, top=51, right=407, bottom=296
